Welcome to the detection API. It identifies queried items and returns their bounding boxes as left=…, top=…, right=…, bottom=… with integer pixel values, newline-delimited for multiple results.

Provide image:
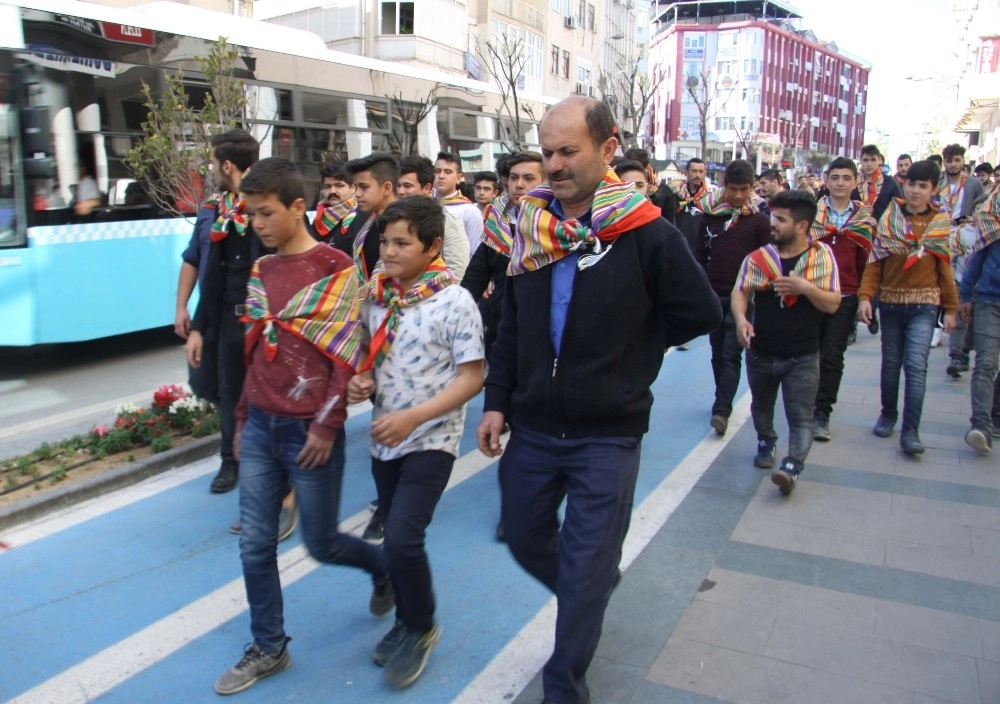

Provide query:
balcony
left=494, top=0, right=544, bottom=30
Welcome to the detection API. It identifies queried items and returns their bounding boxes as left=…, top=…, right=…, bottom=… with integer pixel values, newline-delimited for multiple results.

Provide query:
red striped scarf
left=871, top=198, right=952, bottom=269
left=693, top=191, right=759, bottom=230
left=859, top=172, right=883, bottom=209
left=205, top=190, right=248, bottom=242
left=352, top=212, right=378, bottom=282
left=970, top=185, right=1000, bottom=254
left=482, top=194, right=513, bottom=256
left=735, top=242, right=839, bottom=307
left=314, top=198, right=356, bottom=238
left=810, top=199, right=875, bottom=251
left=938, top=175, right=967, bottom=217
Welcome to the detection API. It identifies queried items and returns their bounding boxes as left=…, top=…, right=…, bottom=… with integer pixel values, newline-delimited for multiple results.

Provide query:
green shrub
left=150, top=436, right=172, bottom=454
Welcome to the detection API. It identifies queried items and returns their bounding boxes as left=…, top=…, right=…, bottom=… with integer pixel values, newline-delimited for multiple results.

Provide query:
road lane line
left=6, top=445, right=497, bottom=704
left=452, top=392, right=752, bottom=704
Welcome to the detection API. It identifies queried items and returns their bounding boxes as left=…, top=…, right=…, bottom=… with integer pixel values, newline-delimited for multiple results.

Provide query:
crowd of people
left=170, top=95, right=1000, bottom=704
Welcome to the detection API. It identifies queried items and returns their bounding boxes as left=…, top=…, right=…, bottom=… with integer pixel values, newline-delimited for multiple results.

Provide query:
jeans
left=500, top=425, right=641, bottom=704
left=971, top=302, right=1000, bottom=431
left=371, top=450, right=454, bottom=634
left=218, top=310, right=246, bottom=463
left=746, top=349, right=820, bottom=466
left=815, top=295, right=859, bottom=419
left=948, top=313, right=974, bottom=362
left=239, top=405, right=388, bottom=654
left=709, top=296, right=746, bottom=418
left=878, top=303, right=938, bottom=432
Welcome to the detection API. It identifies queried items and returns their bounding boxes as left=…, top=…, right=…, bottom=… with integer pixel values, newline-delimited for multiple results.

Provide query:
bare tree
left=475, top=35, right=536, bottom=152
left=598, top=61, right=665, bottom=148
left=125, top=37, right=248, bottom=217
left=368, top=87, right=440, bottom=156
left=732, top=124, right=762, bottom=162
left=681, top=68, right=737, bottom=160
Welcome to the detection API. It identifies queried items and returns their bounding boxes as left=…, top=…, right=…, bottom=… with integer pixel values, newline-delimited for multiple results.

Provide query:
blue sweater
left=960, top=240, right=1000, bottom=304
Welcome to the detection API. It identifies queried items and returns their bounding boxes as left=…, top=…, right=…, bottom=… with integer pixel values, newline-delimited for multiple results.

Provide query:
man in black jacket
left=853, top=144, right=901, bottom=220
left=476, top=97, right=722, bottom=704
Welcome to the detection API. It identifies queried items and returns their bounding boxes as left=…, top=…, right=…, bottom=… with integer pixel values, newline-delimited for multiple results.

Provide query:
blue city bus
left=0, top=0, right=536, bottom=345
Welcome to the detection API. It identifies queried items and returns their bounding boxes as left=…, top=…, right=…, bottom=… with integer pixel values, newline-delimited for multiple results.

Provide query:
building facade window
left=587, top=3, right=595, bottom=31
left=551, top=44, right=560, bottom=75
left=562, top=49, right=570, bottom=78
left=577, top=0, right=586, bottom=26
left=491, top=19, right=544, bottom=92
left=380, top=1, right=414, bottom=35
left=716, top=116, right=734, bottom=130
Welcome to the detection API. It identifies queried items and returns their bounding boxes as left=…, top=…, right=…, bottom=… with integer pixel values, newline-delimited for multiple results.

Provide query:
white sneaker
left=931, top=328, right=942, bottom=348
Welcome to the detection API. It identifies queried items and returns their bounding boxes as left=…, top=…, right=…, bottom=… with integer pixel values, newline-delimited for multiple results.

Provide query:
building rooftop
left=652, top=0, right=803, bottom=25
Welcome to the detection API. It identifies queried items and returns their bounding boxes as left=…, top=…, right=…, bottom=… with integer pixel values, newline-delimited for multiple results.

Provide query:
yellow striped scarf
left=735, top=242, right=839, bottom=307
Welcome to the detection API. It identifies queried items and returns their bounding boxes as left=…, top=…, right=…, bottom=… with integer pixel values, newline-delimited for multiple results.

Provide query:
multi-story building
left=952, top=0, right=1000, bottom=168
left=648, top=0, right=870, bottom=169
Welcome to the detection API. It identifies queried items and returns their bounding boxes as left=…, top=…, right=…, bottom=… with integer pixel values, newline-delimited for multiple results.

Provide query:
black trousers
left=814, top=295, right=859, bottom=419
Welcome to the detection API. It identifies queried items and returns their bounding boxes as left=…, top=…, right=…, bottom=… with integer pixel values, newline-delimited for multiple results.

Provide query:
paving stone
left=970, top=525, right=1000, bottom=557
left=629, top=680, right=734, bottom=703
left=875, top=601, right=984, bottom=658
left=671, top=598, right=775, bottom=655
left=891, top=494, right=1000, bottom=532
left=979, top=619, right=1000, bottom=662
left=731, top=508, right=887, bottom=566
left=886, top=540, right=1000, bottom=588
left=977, top=658, right=1000, bottom=703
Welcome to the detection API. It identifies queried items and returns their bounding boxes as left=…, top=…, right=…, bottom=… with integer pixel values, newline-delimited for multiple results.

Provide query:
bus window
left=0, top=62, right=23, bottom=247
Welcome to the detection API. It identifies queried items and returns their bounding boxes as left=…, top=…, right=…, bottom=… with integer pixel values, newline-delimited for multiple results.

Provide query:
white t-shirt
left=443, top=199, right=485, bottom=255
left=361, top=284, right=484, bottom=460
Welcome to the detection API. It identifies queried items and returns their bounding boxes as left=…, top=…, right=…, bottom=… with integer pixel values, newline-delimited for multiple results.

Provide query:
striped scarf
left=440, top=191, right=473, bottom=205
left=811, top=199, right=875, bottom=251
left=339, top=205, right=359, bottom=236
left=205, top=190, right=248, bottom=242
left=859, top=172, right=883, bottom=209
left=482, top=194, right=513, bottom=256
left=314, top=198, right=356, bottom=238
left=352, top=212, right=379, bottom=282
left=241, top=255, right=363, bottom=370
left=938, top=175, right=966, bottom=218
left=360, top=258, right=454, bottom=371
left=736, top=242, right=839, bottom=308
left=970, top=185, right=1000, bottom=254
left=509, top=169, right=662, bottom=275
left=694, top=191, right=759, bottom=231
left=672, top=180, right=709, bottom=208
left=871, top=198, right=952, bottom=268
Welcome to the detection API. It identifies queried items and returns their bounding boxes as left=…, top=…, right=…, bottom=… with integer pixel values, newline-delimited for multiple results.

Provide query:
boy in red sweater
left=214, top=158, right=393, bottom=696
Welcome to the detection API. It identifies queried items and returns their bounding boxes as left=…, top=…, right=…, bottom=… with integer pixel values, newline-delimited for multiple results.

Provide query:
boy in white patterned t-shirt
left=347, top=196, right=484, bottom=690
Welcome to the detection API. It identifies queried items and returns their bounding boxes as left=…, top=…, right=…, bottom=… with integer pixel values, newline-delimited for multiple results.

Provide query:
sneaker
left=230, top=518, right=241, bottom=535
left=362, top=511, right=384, bottom=544
left=373, top=620, right=407, bottom=667
left=495, top=518, right=505, bottom=543
left=900, top=429, right=925, bottom=455
left=677, top=344, right=689, bottom=351
left=873, top=414, right=896, bottom=438
left=384, top=625, right=442, bottom=689
left=959, top=358, right=971, bottom=372
left=278, top=505, right=297, bottom=543
left=370, top=574, right=395, bottom=616
left=770, top=460, right=800, bottom=496
left=947, top=358, right=963, bottom=379
left=710, top=413, right=728, bottom=436
left=867, top=314, right=879, bottom=335
left=214, top=639, right=291, bottom=695
left=847, top=328, right=857, bottom=346
left=753, top=439, right=776, bottom=468
left=992, top=418, right=1000, bottom=439
left=813, top=415, right=831, bottom=442
left=931, top=328, right=942, bottom=348
left=210, top=460, right=239, bottom=494
left=966, top=428, right=992, bottom=454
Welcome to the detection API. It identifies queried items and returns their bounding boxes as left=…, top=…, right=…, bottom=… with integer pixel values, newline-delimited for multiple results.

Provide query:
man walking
left=670, top=157, right=714, bottom=250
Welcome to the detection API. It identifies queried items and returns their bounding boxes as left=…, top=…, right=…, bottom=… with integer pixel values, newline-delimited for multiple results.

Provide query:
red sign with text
left=100, top=22, right=155, bottom=47
left=979, top=37, right=1000, bottom=74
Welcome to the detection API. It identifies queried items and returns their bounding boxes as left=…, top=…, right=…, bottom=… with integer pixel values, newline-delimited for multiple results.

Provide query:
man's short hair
left=768, top=189, right=818, bottom=226
left=928, top=154, right=944, bottom=166
left=906, top=160, right=942, bottom=185
left=436, top=151, right=462, bottom=173
left=398, top=156, right=434, bottom=187
left=826, top=156, right=858, bottom=177
left=614, top=159, right=646, bottom=179
left=897, top=153, right=912, bottom=163
left=687, top=157, right=706, bottom=170
left=860, top=144, right=882, bottom=159
left=495, top=153, right=513, bottom=180
left=473, top=171, right=499, bottom=187
left=507, top=150, right=543, bottom=170
left=724, top=159, right=755, bottom=186
left=209, top=129, right=259, bottom=172
left=584, top=99, right=617, bottom=147
left=759, top=168, right=782, bottom=183
left=975, top=162, right=995, bottom=175
left=240, top=157, right=306, bottom=208
left=377, top=195, right=445, bottom=252
left=320, top=161, right=351, bottom=184
left=623, top=147, right=651, bottom=169
left=346, top=153, right=399, bottom=186
left=942, top=144, right=966, bottom=161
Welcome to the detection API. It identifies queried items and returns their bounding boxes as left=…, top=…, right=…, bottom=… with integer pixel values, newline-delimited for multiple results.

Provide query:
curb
left=0, top=435, right=220, bottom=532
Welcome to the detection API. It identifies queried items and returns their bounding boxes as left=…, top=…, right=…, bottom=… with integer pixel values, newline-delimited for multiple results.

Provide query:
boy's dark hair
left=758, top=168, right=783, bottom=182
left=942, top=143, right=966, bottom=161
left=826, top=157, right=858, bottom=177
left=724, top=159, right=755, bottom=186
left=378, top=196, right=445, bottom=252
left=473, top=171, right=499, bottom=187
left=398, top=155, right=434, bottom=187
left=860, top=144, right=882, bottom=159
left=495, top=153, right=513, bottom=180
left=210, top=129, right=259, bottom=172
left=240, top=157, right=306, bottom=207
left=768, top=189, right=818, bottom=226
left=507, top=150, right=543, bottom=170
left=906, top=160, right=942, bottom=185
left=928, top=154, right=943, bottom=166
left=623, top=147, right=651, bottom=168
left=584, top=99, right=617, bottom=147
left=975, top=162, right=995, bottom=175
left=436, top=151, right=463, bottom=173
left=346, top=153, right=399, bottom=186
left=614, top=159, right=646, bottom=179
left=320, top=161, right=351, bottom=184
left=897, top=153, right=912, bottom=162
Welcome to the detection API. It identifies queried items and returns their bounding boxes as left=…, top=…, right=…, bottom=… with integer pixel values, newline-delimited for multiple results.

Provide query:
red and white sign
left=99, top=23, right=155, bottom=47
left=979, top=37, right=1000, bottom=74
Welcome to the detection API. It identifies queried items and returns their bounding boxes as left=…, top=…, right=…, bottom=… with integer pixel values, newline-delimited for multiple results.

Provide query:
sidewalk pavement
left=516, top=331, right=1000, bottom=704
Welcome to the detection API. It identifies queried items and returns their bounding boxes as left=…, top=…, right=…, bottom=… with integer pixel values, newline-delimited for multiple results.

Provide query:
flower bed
left=0, top=385, right=219, bottom=497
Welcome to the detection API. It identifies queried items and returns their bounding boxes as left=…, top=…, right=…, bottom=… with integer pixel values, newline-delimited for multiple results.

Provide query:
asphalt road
left=0, top=327, right=189, bottom=461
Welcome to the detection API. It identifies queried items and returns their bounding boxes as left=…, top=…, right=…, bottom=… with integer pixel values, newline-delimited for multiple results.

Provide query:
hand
left=772, top=272, right=811, bottom=297
left=477, top=411, right=506, bottom=457
left=185, top=330, right=203, bottom=368
left=233, top=430, right=241, bottom=462
left=942, top=313, right=957, bottom=334
left=483, top=281, right=495, bottom=300
left=296, top=430, right=333, bottom=469
left=959, top=302, right=973, bottom=324
left=371, top=409, right=419, bottom=448
left=735, top=319, right=755, bottom=349
left=347, top=372, right=375, bottom=404
left=856, top=300, right=873, bottom=324
left=174, top=307, right=191, bottom=340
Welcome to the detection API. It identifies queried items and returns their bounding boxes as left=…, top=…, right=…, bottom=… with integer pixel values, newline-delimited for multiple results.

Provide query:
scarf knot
left=810, top=199, right=875, bottom=250
left=315, top=198, right=356, bottom=238
left=482, top=194, right=513, bottom=256
left=694, top=191, right=758, bottom=231
left=206, top=190, right=248, bottom=242
left=736, top=242, right=839, bottom=307
left=871, top=198, right=951, bottom=269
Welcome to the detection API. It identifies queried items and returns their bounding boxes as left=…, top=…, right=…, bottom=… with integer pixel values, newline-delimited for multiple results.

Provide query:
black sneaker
left=947, top=358, right=963, bottom=379
left=214, top=639, right=291, bottom=695
left=847, top=328, right=857, bottom=346
left=966, top=428, right=992, bottom=454
left=211, top=460, right=239, bottom=494
left=370, top=573, right=395, bottom=616
left=900, top=429, right=925, bottom=455
left=813, top=415, right=831, bottom=442
left=873, top=414, right=896, bottom=438
left=710, top=414, right=728, bottom=436
left=384, top=625, right=442, bottom=689
left=362, top=511, right=384, bottom=544
left=753, top=439, right=776, bottom=468
left=373, top=620, right=407, bottom=667
left=770, top=460, right=800, bottom=496
left=992, top=418, right=1000, bottom=439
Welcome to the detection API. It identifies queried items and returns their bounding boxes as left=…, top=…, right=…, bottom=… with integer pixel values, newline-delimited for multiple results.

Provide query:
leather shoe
left=872, top=414, right=896, bottom=438
left=900, top=429, right=925, bottom=455
left=210, top=460, right=238, bottom=493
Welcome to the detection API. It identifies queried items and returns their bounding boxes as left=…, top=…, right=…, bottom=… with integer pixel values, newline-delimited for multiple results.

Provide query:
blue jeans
left=746, top=349, right=820, bottom=466
left=239, top=405, right=388, bottom=654
left=709, top=296, right=746, bottom=418
left=878, top=303, right=938, bottom=433
left=971, top=302, right=1000, bottom=431
left=500, top=425, right=641, bottom=704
